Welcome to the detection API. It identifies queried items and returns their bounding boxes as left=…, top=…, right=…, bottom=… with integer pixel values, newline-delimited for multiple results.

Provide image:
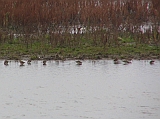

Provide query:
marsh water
left=0, top=60, right=160, bottom=119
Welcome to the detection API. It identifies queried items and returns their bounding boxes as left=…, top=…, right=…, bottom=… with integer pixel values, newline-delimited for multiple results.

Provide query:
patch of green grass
left=0, top=34, right=160, bottom=59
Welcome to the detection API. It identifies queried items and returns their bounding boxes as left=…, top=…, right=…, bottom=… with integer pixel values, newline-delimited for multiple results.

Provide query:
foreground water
left=0, top=60, right=160, bottom=119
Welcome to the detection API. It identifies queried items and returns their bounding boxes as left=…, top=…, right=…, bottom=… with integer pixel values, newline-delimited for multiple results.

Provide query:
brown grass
left=0, top=0, right=159, bottom=48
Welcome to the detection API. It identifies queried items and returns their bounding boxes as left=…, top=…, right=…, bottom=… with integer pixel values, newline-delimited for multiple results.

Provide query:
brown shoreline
left=1, top=53, right=159, bottom=61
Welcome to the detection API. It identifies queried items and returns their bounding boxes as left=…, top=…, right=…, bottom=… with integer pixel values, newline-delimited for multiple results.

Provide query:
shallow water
left=0, top=60, right=160, bottom=119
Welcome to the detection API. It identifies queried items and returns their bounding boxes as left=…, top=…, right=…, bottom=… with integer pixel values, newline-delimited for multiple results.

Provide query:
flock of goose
left=3, top=59, right=155, bottom=66
left=113, top=58, right=155, bottom=65
left=3, top=59, right=83, bottom=66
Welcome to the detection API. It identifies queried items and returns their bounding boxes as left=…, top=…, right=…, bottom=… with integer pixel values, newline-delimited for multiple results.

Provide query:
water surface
left=0, top=60, right=160, bottom=119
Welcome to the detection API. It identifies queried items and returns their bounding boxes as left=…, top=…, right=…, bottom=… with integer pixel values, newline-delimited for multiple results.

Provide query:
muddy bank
left=1, top=53, right=159, bottom=61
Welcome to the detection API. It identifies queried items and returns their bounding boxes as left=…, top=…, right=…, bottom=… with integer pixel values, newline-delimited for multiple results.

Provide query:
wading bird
left=43, top=60, right=47, bottom=65
left=150, top=60, right=155, bottom=65
left=76, top=60, right=82, bottom=65
left=4, top=60, right=9, bottom=65
left=123, top=59, right=132, bottom=65
left=19, top=60, right=25, bottom=66
left=27, top=60, right=31, bottom=65
left=113, top=58, right=120, bottom=64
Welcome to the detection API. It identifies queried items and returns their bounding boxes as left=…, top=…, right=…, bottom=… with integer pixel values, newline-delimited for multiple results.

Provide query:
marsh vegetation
left=0, top=0, right=160, bottom=60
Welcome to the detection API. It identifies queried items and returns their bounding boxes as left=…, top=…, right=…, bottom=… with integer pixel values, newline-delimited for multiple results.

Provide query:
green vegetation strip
left=0, top=37, right=159, bottom=60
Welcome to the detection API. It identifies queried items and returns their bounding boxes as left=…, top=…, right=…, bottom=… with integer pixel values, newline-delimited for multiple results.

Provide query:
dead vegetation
left=0, top=0, right=159, bottom=59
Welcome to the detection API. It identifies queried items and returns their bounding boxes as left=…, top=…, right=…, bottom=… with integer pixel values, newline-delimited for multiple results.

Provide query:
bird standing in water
left=19, top=60, right=25, bottom=66
left=43, top=60, right=47, bottom=65
left=150, top=60, right=155, bottom=65
left=113, top=58, right=120, bottom=64
left=27, top=60, right=31, bottom=65
left=76, top=60, right=82, bottom=65
left=4, top=60, right=9, bottom=65
left=123, top=59, right=132, bottom=65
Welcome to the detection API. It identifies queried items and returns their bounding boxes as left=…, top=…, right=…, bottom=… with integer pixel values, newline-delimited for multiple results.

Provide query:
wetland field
left=0, top=0, right=160, bottom=60
left=0, top=1, right=160, bottom=118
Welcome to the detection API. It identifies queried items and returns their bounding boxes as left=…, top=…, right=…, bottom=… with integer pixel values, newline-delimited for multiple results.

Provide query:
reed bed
left=0, top=0, right=159, bottom=59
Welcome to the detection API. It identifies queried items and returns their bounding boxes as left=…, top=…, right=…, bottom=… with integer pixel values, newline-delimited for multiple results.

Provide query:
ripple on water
left=0, top=60, right=160, bottom=119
